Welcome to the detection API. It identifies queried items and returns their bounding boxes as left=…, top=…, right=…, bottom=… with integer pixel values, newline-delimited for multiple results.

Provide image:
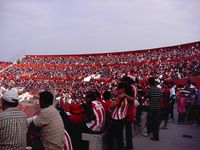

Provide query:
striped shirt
left=33, top=105, right=65, bottom=150
left=112, top=98, right=129, bottom=120
left=146, top=86, right=162, bottom=111
left=63, top=130, right=73, bottom=150
left=0, top=107, right=27, bottom=150
left=86, top=101, right=105, bottom=132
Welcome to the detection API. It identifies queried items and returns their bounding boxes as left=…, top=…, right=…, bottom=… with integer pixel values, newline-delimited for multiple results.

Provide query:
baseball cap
left=2, top=89, right=19, bottom=103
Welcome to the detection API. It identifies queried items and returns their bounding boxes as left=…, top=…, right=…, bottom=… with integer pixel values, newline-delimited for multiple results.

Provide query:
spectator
left=100, top=90, right=113, bottom=129
left=135, top=85, right=145, bottom=126
left=169, top=82, right=176, bottom=120
left=177, top=91, right=187, bottom=124
left=28, top=91, right=65, bottom=150
left=67, top=90, right=105, bottom=150
left=196, top=89, right=200, bottom=126
left=0, top=89, right=27, bottom=150
left=120, top=76, right=137, bottom=150
left=107, top=81, right=130, bottom=150
left=81, top=90, right=105, bottom=133
left=145, top=77, right=162, bottom=141
left=160, top=81, right=170, bottom=129
left=183, top=81, right=192, bottom=123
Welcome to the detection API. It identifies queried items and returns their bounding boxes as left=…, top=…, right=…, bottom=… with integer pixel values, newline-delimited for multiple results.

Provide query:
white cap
left=2, top=89, right=19, bottom=103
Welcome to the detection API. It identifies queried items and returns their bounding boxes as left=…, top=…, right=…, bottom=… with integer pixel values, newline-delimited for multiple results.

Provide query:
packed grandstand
left=0, top=41, right=200, bottom=150
left=0, top=41, right=199, bottom=98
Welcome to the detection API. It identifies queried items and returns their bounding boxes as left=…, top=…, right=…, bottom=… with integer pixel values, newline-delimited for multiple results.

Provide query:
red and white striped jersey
left=86, top=101, right=105, bottom=132
left=111, top=98, right=129, bottom=120
left=63, top=130, right=73, bottom=150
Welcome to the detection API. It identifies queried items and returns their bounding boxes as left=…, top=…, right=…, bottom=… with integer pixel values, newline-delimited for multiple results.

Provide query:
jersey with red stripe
left=112, top=98, right=129, bottom=120
left=86, top=101, right=105, bottom=132
left=63, top=130, right=73, bottom=150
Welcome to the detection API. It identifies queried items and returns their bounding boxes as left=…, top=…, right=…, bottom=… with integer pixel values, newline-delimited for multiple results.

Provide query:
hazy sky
left=0, top=0, right=200, bottom=61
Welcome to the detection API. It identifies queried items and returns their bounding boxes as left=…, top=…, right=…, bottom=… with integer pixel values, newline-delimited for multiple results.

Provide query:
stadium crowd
left=19, top=42, right=200, bottom=65
left=1, top=75, right=200, bottom=150
left=0, top=41, right=200, bottom=150
left=0, top=57, right=199, bottom=100
left=0, top=61, right=11, bottom=71
left=1, top=58, right=199, bottom=80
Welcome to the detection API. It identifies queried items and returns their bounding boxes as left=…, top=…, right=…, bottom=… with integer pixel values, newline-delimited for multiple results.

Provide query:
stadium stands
left=0, top=41, right=199, bottom=96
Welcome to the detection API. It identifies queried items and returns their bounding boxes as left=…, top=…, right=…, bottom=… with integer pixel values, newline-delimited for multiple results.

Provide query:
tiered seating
left=0, top=41, right=199, bottom=95
left=0, top=61, right=12, bottom=71
left=20, top=41, right=200, bottom=65
left=1, top=57, right=199, bottom=80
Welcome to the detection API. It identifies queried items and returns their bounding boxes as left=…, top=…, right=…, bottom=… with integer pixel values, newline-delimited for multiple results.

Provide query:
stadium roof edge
left=26, top=41, right=200, bottom=57
left=0, top=61, right=12, bottom=64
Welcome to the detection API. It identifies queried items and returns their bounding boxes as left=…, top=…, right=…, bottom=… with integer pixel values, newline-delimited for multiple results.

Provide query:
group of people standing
left=0, top=75, right=199, bottom=150
left=143, top=78, right=200, bottom=142
left=0, top=89, right=67, bottom=150
left=0, top=75, right=139, bottom=150
left=57, top=76, right=138, bottom=150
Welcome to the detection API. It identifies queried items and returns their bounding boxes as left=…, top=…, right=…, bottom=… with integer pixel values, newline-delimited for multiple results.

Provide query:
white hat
left=2, top=89, right=19, bottom=103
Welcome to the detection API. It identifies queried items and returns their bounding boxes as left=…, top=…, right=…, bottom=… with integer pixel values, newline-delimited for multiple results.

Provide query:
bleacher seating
left=0, top=41, right=199, bottom=96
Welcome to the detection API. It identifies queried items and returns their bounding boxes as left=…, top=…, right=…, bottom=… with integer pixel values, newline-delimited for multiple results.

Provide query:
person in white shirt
left=169, top=82, right=176, bottom=120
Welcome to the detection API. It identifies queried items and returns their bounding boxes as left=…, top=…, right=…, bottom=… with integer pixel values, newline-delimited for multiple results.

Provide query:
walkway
left=133, top=120, right=200, bottom=150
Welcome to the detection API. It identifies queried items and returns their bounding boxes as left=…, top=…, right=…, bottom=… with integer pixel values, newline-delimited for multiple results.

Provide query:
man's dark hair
left=103, top=91, right=111, bottom=100
left=118, top=81, right=134, bottom=97
left=120, top=76, right=134, bottom=85
left=117, top=81, right=129, bottom=90
left=39, top=91, right=54, bottom=105
left=148, top=77, right=155, bottom=86
left=94, top=89, right=101, bottom=100
left=85, top=90, right=96, bottom=101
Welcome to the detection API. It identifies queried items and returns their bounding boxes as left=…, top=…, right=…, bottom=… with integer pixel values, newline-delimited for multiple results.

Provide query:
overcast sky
left=0, top=0, right=200, bottom=61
